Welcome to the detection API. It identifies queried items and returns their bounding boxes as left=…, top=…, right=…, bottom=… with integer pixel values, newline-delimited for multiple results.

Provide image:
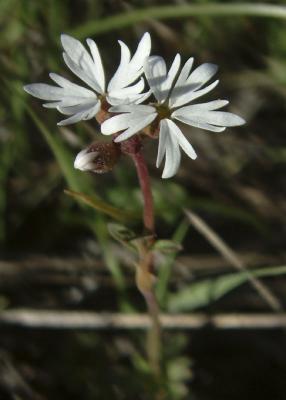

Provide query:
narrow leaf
left=65, top=190, right=136, bottom=222
left=168, top=265, right=286, bottom=312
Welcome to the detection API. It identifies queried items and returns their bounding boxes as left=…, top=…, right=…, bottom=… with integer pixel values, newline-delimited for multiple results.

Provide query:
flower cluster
left=24, top=32, right=245, bottom=178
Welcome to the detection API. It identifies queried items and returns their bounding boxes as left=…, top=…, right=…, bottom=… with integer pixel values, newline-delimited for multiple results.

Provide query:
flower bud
left=74, top=142, right=120, bottom=174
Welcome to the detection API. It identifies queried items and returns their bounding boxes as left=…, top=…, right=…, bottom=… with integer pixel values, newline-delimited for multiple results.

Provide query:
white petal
left=43, top=102, right=63, bottom=108
left=187, top=63, right=218, bottom=88
left=109, top=78, right=145, bottom=98
left=57, top=112, right=89, bottom=126
left=49, top=73, right=97, bottom=97
left=61, top=34, right=104, bottom=94
left=107, top=90, right=151, bottom=106
left=63, top=53, right=102, bottom=93
left=176, top=99, right=229, bottom=113
left=24, top=83, right=96, bottom=102
left=170, top=60, right=217, bottom=108
left=163, top=54, right=181, bottom=100
left=194, top=111, right=245, bottom=126
left=49, top=73, right=75, bottom=88
left=108, top=32, right=151, bottom=94
left=173, top=106, right=245, bottom=127
left=109, top=104, right=156, bottom=114
left=159, top=119, right=181, bottom=179
left=172, top=114, right=226, bottom=132
left=169, top=60, right=219, bottom=109
left=165, top=119, right=197, bottom=160
left=57, top=102, right=100, bottom=126
left=101, top=110, right=156, bottom=138
left=101, top=113, right=137, bottom=135
left=108, top=41, right=131, bottom=92
left=61, top=35, right=97, bottom=79
left=114, top=113, right=157, bottom=142
left=168, top=57, right=194, bottom=107
left=24, top=83, right=66, bottom=100
left=129, top=32, right=151, bottom=72
left=86, top=38, right=105, bottom=92
left=57, top=99, right=100, bottom=115
left=61, top=34, right=90, bottom=65
left=44, top=96, right=97, bottom=108
left=24, top=80, right=97, bottom=109
left=134, top=90, right=152, bottom=104
left=171, top=79, right=219, bottom=108
left=174, top=57, right=194, bottom=89
left=117, top=40, right=132, bottom=67
left=145, top=54, right=181, bottom=104
left=74, top=148, right=99, bottom=171
left=156, top=124, right=168, bottom=168
left=144, top=56, right=167, bottom=103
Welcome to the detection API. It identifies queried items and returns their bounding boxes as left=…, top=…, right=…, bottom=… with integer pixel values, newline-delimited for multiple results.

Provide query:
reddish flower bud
left=74, top=142, right=120, bottom=174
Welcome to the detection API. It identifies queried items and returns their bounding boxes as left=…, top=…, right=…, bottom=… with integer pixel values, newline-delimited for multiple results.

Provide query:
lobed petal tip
left=142, top=31, right=151, bottom=44
left=74, top=149, right=88, bottom=170
left=162, top=171, right=174, bottom=179
left=114, top=135, right=123, bottom=143
left=60, top=33, right=71, bottom=42
left=74, top=149, right=96, bottom=171
left=238, top=116, right=246, bottom=125
left=23, top=84, right=30, bottom=93
left=86, top=38, right=94, bottom=45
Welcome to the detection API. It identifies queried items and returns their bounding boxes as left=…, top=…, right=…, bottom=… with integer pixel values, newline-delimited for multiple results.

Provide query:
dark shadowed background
left=1, top=0, right=286, bottom=399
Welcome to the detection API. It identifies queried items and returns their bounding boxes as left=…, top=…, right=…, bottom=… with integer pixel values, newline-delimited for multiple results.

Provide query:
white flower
left=24, top=33, right=151, bottom=126
left=101, top=55, right=245, bottom=178
left=74, top=147, right=98, bottom=171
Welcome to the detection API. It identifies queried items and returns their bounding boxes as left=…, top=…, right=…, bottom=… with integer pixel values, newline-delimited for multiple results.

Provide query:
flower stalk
left=127, top=139, right=161, bottom=379
left=131, top=148, right=155, bottom=233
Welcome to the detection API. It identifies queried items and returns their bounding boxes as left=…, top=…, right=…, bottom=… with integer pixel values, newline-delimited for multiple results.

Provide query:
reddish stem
left=131, top=149, right=155, bottom=233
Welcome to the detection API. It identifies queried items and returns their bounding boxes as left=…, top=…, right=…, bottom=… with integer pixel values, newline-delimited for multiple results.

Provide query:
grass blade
left=185, top=209, right=283, bottom=312
left=71, top=3, right=286, bottom=38
left=65, top=189, right=137, bottom=223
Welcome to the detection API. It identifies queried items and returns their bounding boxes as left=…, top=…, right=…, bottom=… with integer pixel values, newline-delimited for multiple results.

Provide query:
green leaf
left=152, top=240, right=182, bottom=254
left=168, top=265, right=286, bottom=312
left=65, top=189, right=136, bottom=222
left=156, top=220, right=189, bottom=308
left=108, top=223, right=137, bottom=244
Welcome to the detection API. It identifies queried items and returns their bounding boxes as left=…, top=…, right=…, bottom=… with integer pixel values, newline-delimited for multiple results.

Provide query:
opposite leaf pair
left=24, top=32, right=245, bottom=178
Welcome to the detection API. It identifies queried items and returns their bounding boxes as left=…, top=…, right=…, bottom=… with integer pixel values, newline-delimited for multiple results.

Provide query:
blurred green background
left=1, top=0, right=286, bottom=399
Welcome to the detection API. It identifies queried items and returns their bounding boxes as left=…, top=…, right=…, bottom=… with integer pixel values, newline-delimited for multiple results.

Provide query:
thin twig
left=1, top=309, right=286, bottom=330
left=185, top=209, right=283, bottom=312
left=0, top=251, right=281, bottom=278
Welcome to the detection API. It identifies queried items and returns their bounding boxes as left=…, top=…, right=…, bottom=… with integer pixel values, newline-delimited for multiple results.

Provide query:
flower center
left=155, top=104, right=171, bottom=120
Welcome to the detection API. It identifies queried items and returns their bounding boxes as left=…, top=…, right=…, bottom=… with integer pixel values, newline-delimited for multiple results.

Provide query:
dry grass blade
left=184, top=209, right=283, bottom=312
left=1, top=309, right=286, bottom=330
